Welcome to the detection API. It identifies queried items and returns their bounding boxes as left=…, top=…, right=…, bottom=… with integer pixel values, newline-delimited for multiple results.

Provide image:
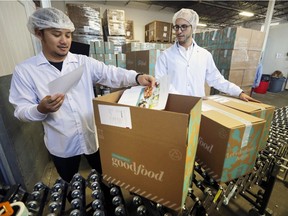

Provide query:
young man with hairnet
left=9, top=8, right=155, bottom=185
left=155, top=8, right=259, bottom=102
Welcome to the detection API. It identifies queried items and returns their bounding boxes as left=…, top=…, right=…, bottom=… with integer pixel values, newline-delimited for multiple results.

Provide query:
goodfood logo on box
left=198, top=137, right=214, bottom=154
left=111, top=153, right=164, bottom=182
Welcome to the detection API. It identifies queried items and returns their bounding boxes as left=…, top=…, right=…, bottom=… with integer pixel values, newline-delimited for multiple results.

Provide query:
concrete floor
left=41, top=90, right=288, bottom=215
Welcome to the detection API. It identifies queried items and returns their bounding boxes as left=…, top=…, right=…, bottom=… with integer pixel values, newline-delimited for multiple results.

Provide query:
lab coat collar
left=36, top=51, right=78, bottom=66
left=175, top=40, right=198, bottom=50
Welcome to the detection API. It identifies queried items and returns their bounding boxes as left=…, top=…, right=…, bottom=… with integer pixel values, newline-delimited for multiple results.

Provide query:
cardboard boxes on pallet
left=67, top=3, right=103, bottom=45
left=194, top=27, right=264, bottom=89
left=66, top=3, right=103, bottom=36
left=93, top=91, right=202, bottom=211
left=125, top=20, right=134, bottom=40
left=196, top=100, right=266, bottom=183
left=145, top=21, right=172, bottom=43
left=103, top=9, right=126, bottom=36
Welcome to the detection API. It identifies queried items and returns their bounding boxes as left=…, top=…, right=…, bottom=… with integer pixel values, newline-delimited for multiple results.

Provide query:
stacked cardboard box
left=66, top=3, right=103, bottom=45
left=103, top=9, right=126, bottom=53
left=208, top=95, right=275, bottom=150
left=107, top=36, right=127, bottom=54
left=93, top=91, right=202, bottom=211
left=103, top=9, right=126, bottom=36
left=90, top=41, right=118, bottom=66
left=125, top=50, right=161, bottom=76
left=116, top=53, right=126, bottom=68
left=195, top=27, right=265, bottom=92
left=125, top=20, right=134, bottom=41
left=122, top=42, right=171, bottom=75
left=122, top=42, right=171, bottom=53
left=145, top=21, right=172, bottom=43
left=196, top=99, right=266, bottom=183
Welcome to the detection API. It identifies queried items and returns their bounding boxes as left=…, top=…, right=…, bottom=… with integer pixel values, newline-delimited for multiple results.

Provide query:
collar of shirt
left=36, top=52, right=79, bottom=66
left=177, top=41, right=195, bottom=60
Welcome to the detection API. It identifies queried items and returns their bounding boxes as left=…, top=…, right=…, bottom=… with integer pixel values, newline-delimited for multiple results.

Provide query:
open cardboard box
left=196, top=100, right=266, bottom=183
left=208, top=95, right=275, bottom=150
left=93, top=90, right=202, bottom=211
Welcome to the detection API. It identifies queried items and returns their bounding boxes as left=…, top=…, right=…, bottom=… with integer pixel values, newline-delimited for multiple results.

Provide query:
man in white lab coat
left=155, top=8, right=259, bottom=102
left=9, top=7, right=155, bottom=185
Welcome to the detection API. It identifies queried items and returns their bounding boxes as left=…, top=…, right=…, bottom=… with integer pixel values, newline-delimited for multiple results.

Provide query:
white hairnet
left=172, top=8, right=199, bottom=33
left=27, top=7, right=75, bottom=35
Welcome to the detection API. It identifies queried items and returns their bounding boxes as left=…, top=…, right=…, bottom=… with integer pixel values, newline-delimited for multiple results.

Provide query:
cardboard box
left=93, top=91, right=202, bottom=211
left=227, top=69, right=245, bottom=86
left=107, top=36, right=126, bottom=46
left=196, top=100, right=266, bottom=183
left=218, top=68, right=257, bottom=87
left=140, top=42, right=156, bottom=50
left=104, top=42, right=114, bottom=54
left=249, top=30, right=265, bottom=51
left=207, top=30, right=222, bottom=49
left=94, top=41, right=105, bottom=54
left=194, top=31, right=209, bottom=47
left=122, top=42, right=141, bottom=53
left=247, top=50, right=261, bottom=69
left=125, top=51, right=136, bottom=70
left=220, top=27, right=252, bottom=50
left=104, top=54, right=117, bottom=66
left=242, top=68, right=257, bottom=86
left=125, top=20, right=134, bottom=40
left=218, top=49, right=249, bottom=69
left=145, top=21, right=172, bottom=42
left=103, top=9, right=126, bottom=36
left=135, top=50, right=161, bottom=76
left=95, top=54, right=105, bottom=62
left=207, top=95, right=275, bottom=150
left=116, top=53, right=126, bottom=68
left=67, top=3, right=103, bottom=36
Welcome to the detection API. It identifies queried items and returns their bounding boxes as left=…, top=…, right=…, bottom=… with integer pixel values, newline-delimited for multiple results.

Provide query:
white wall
left=0, top=1, right=36, bottom=77
left=52, top=1, right=174, bottom=42
left=262, top=23, right=288, bottom=77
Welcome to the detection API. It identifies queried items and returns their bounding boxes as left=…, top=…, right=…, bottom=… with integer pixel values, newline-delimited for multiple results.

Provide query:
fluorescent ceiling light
left=197, top=23, right=207, bottom=27
left=239, top=11, right=254, bottom=17
left=270, top=22, right=279, bottom=26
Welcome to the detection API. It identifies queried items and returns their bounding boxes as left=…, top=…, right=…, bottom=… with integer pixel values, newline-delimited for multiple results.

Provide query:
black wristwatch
left=135, top=73, right=143, bottom=85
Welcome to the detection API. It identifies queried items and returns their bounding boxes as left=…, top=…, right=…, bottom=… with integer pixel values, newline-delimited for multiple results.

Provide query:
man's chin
left=56, top=52, right=68, bottom=57
left=178, top=40, right=186, bottom=45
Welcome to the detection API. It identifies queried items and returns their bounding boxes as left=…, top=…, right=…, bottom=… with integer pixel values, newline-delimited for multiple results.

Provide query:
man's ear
left=34, top=29, right=43, bottom=40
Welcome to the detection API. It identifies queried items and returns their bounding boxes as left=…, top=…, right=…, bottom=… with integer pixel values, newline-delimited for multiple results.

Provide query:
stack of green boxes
left=90, top=41, right=126, bottom=68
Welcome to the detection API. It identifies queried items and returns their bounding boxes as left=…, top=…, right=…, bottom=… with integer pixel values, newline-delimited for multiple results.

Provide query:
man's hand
left=239, top=92, right=261, bottom=103
left=37, top=93, right=65, bottom=114
left=136, top=74, right=156, bottom=87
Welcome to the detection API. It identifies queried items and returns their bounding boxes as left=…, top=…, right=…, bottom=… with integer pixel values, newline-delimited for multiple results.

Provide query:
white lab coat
left=155, top=42, right=242, bottom=97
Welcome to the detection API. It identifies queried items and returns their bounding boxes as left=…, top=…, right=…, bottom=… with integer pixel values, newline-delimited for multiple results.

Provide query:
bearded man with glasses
left=155, top=8, right=259, bottom=102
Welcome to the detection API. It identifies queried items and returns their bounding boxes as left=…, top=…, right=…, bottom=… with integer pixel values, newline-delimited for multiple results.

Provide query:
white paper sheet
left=117, top=86, right=144, bottom=106
left=48, top=65, right=84, bottom=94
left=98, top=104, right=132, bottom=129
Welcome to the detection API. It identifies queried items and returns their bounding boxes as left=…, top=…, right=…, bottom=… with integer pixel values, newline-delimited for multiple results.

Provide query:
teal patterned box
left=196, top=100, right=265, bottom=183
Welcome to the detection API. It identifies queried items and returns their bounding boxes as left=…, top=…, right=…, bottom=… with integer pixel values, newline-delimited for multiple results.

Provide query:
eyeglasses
left=172, top=24, right=192, bottom=31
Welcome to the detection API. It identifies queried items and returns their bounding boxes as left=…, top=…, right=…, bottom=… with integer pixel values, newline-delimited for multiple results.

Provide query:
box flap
left=166, top=93, right=201, bottom=114
left=202, top=100, right=266, bottom=128
left=208, top=95, right=275, bottom=114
